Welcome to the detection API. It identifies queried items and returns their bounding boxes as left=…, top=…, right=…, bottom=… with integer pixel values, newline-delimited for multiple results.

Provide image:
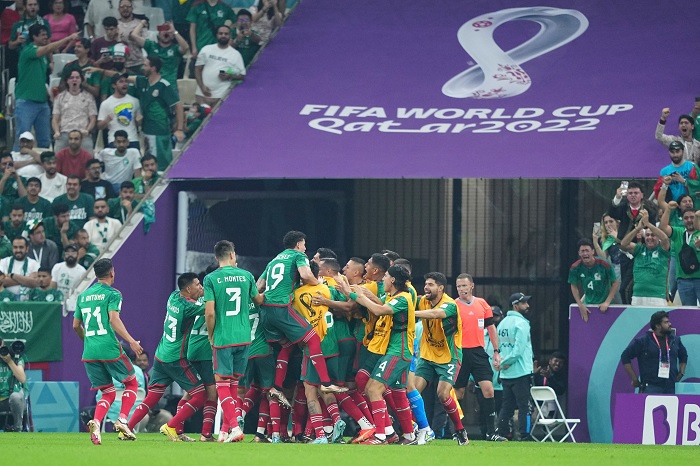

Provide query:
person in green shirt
left=231, top=9, right=261, bottom=67
left=43, top=203, right=80, bottom=257
left=128, top=56, right=185, bottom=171
left=27, top=267, right=64, bottom=302
left=126, top=272, right=208, bottom=442
left=0, top=153, right=28, bottom=204
left=12, top=24, right=78, bottom=151
left=3, top=205, right=27, bottom=242
left=568, top=239, right=619, bottom=322
left=184, top=103, right=210, bottom=139
left=74, top=229, right=100, bottom=270
left=73, top=258, right=143, bottom=445
left=133, top=154, right=160, bottom=200
left=53, top=176, right=95, bottom=229
left=0, top=223, right=12, bottom=259
left=130, top=20, right=189, bottom=89
left=659, top=200, right=700, bottom=306
left=620, top=210, right=671, bottom=306
left=7, top=0, right=51, bottom=51
left=0, top=337, right=27, bottom=431
left=16, top=177, right=53, bottom=222
left=108, top=181, right=138, bottom=223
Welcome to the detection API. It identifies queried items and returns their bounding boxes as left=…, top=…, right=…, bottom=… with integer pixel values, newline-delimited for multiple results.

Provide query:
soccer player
left=346, top=265, right=416, bottom=445
left=293, top=260, right=348, bottom=444
left=413, top=272, right=469, bottom=446
left=72, top=258, right=143, bottom=445
left=256, top=231, right=345, bottom=395
left=205, top=240, right=263, bottom=443
left=127, top=273, right=208, bottom=442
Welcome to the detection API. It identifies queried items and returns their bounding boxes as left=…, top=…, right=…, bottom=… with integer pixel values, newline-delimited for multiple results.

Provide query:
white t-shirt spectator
left=11, top=151, right=45, bottom=177
left=195, top=44, right=246, bottom=99
left=51, top=261, right=87, bottom=298
left=84, top=218, right=123, bottom=253
left=96, top=148, right=142, bottom=186
left=98, top=94, right=141, bottom=144
left=0, top=256, right=40, bottom=300
left=38, top=172, right=68, bottom=202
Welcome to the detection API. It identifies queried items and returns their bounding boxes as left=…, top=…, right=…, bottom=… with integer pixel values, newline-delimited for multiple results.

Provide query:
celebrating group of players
left=73, top=230, right=489, bottom=446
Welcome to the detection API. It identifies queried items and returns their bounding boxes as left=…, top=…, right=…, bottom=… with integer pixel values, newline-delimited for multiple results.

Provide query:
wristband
left=349, top=292, right=358, bottom=301
left=493, top=349, right=500, bottom=353
left=660, top=184, right=668, bottom=189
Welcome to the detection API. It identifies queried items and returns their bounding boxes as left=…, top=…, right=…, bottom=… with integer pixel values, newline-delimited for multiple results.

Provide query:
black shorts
left=454, top=346, right=493, bottom=389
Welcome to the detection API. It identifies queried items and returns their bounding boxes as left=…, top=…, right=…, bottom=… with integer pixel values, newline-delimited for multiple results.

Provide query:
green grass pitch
left=4, top=433, right=696, bottom=465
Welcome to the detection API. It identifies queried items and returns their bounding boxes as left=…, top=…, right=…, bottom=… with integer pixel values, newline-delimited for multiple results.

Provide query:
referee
left=453, top=273, right=507, bottom=441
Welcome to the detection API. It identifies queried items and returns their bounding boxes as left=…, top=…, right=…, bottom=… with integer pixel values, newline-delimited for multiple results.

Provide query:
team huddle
left=73, top=231, right=486, bottom=446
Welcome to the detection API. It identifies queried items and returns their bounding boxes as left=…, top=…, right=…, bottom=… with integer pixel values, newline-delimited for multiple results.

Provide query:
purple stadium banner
left=568, top=305, right=700, bottom=443
left=613, top=394, right=700, bottom=445
left=168, top=0, right=700, bottom=180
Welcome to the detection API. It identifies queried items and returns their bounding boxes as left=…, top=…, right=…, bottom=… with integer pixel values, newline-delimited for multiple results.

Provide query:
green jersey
left=186, top=0, right=236, bottom=51
left=74, top=282, right=124, bottom=362
left=261, top=249, right=309, bottom=305
left=0, top=355, right=28, bottom=399
left=669, top=227, right=700, bottom=279
left=1, top=175, right=27, bottom=203
left=231, top=28, right=260, bottom=66
left=187, top=315, right=212, bottom=361
left=203, top=265, right=258, bottom=348
left=28, top=287, right=64, bottom=302
left=154, top=291, right=205, bottom=363
left=17, top=196, right=52, bottom=222
left=248, top=305, right=270, bottom=358
left=567, top=257, right=617, bottom=305
left=133, top=173, right=160, bottom=196
left=632, top=244, right=670, bottom=299
left=53, top=193, right=95, bottom=229
left=42, top=219, right=80, bottom=255
left=0, top=289, right=16, bottom=302
left=16, top=42, right=50, bottom=102
left=132, top=75, right=179, bottom=136
left=79, top=243, right=101, bottom=270
left=0, top=236, right=11, bottom=259
left=3, top=221, right=27, bottom=242
left=143, top=40, right=182, bottom=86
left=385, top=292, right=415, bottom=361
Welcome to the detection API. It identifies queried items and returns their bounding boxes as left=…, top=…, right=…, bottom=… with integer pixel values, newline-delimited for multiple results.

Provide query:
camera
left=0, top=341, right=25, bottom=358
left=0, top=346, right=9, bottom=357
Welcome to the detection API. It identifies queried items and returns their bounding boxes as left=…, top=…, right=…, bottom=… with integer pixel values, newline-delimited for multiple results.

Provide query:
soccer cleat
left=178, top=433, right=196, bottom=442
left=453, top=429, right=469, bottom=446
left=351, top=427, right=376, bottom=444
left=225, top=426, right=244, bottom=443
left=270, top=435, right=282, bottom=444
left=331, top=419, right=346, bottom=443
left=486, top=432, right=509, bottom=442
left=399, top=435, right=417, bottom=445
left=311, top=436, right=329, bottom=444
left=386, top=433, right=400, bottom=444
left=319, top=384, right=348, bottom=394
left=200, top=434, right=216, bottom=442
left=87, top=420, right=102, bottom=445
left=217, top=431, right=229, bottom=443
left=426, top=428, right=435, bottom=443
left=237, top=416, right=245, bottom=432
left=114, top=418, right=136, bottom=441
left=416, top=428, right=429, bottom=445
left=160, top=423, right=180, bottom=442
left=359, top=435, right=387, bottom=445
left=269, top=387, right=292, bottom=409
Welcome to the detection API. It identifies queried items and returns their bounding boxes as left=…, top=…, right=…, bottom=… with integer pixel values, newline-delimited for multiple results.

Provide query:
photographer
left=0, top=339, right=27, bottom=432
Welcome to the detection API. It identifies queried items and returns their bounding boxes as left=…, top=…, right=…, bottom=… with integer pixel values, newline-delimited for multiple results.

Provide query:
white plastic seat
left=51, top=53, right=77, bottom=78
left=530, top=386, right=580, bottom=442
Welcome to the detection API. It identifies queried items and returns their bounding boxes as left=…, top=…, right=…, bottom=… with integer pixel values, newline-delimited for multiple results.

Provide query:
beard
left=65, top=256, right=77, bottom=266
left=217, top=37, right=230, bottom=46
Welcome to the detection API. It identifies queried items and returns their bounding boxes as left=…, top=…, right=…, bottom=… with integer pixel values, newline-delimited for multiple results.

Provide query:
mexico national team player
left=413, top=272, right=469, bottom=446
left=347, top=265, right=416, bottom=445
left=73, top=258, right=143, bottom=445
left=128, top=273, right=208, bottom=442
left=205, top=240, right=264, bottom=443
left=256, top=231, right=345, bottom=394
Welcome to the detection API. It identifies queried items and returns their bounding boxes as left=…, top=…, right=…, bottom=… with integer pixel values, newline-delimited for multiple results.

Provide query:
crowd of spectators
left=0, top=0, right=288, bottom=306
left=569, top=102, right=700, bottom=320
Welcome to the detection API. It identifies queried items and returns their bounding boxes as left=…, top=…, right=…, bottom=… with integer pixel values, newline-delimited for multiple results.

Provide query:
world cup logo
left=442, top=7, right=589, bottom=99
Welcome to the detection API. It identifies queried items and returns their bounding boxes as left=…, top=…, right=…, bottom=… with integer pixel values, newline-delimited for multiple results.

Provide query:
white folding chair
left=530, top=386, right=579, bottom=442
left=141, top=7, right=165, bottom=31
left=177, top=78, right=197, bottom=109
